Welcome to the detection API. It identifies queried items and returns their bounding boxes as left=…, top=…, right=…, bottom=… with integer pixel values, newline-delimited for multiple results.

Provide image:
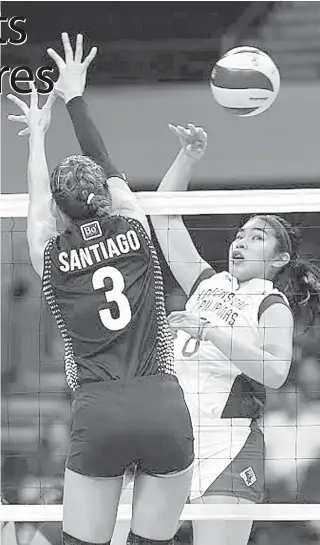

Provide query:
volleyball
left=210, top=46, right=281, bottom=117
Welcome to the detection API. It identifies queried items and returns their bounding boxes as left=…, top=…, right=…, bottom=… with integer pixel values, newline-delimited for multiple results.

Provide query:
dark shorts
left=203, top=421, right=265, bottom=503
left=67, top=374, right=194, bottom=478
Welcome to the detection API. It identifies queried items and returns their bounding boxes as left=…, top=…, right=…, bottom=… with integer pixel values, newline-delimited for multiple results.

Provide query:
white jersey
left=174, top=269, right=289, bottom=498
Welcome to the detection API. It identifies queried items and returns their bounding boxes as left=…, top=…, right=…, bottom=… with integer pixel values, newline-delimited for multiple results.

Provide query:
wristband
left=198, top=318, right=211, bottom=341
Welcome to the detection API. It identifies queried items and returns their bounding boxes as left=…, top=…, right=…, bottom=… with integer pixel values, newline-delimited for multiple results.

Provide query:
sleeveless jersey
left=42, top=215, right=174, bottom=390
left=174, top=269, right=290, bottom=422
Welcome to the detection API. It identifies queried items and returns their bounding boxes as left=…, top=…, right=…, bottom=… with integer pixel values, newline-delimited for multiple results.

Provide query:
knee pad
left=63, top=531, right=111, bottom=545
left=126, top=530, right=174, bottom=545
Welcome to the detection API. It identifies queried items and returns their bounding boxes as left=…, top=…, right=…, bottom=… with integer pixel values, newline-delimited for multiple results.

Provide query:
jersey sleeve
left=258, top=294, right=292, bottom=322
left=189, top=267, right=216, bottom=298
left=66, top=96, right=123, bottom=180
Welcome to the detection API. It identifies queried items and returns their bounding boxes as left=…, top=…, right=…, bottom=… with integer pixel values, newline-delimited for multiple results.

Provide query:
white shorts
left=190, top=418, right=252, bottom=500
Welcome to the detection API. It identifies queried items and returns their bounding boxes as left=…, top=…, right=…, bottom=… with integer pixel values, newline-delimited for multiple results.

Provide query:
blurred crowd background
left=2, top=2, right=320, bottom=544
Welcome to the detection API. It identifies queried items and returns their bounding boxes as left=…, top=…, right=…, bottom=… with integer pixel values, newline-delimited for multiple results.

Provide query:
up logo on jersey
left=80, top=220, right=102, bottom=241
left=240, top=466, right=257, bottom=487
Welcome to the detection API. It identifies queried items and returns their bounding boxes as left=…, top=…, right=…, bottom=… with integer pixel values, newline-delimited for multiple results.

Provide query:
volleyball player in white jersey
left=151, top=124, right=320, bottom=545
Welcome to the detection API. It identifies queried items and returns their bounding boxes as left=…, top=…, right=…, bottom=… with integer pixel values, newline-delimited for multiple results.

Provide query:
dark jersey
left=42, top=215, right=174, bottom=390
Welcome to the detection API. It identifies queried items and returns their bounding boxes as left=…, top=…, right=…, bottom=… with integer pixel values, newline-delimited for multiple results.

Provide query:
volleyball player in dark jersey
left=7, top=33, right=194, bottom=545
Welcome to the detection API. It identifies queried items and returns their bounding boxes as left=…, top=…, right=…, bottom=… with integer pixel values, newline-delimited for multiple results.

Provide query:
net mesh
left=1, top=191, right=320, bottom=522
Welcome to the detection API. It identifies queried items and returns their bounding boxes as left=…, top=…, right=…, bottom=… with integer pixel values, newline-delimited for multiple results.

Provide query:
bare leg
left=131, top=465, right=193, bottom=540
left=63, top=468, right=123, bottom=543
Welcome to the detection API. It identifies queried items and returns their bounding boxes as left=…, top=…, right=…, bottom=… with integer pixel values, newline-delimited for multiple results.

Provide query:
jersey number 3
left=92, top=266, right=131, bottom=331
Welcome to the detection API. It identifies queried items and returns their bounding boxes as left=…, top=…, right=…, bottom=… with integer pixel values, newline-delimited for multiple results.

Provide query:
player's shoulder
left=111, top=214, right=149, bottom=240
left=258, top=293, right=291, bottom=318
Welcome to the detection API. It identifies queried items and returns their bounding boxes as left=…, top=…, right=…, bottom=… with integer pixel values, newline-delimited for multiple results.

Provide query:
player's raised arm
left=7, top=84, right=57, bottom=278
left=151, top=123, right=212, bottom=296
left=48, top=33, right=150, bottom=235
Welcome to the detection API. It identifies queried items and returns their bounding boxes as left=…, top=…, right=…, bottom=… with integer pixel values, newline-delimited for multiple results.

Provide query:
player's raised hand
left=47, top=33, right=97, bottom=103
left=169, top=123, right=207, bottom=160
left=7, top=82, right=56, bottom=137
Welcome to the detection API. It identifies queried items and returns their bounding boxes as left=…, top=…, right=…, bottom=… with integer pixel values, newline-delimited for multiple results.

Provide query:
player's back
left=43, top=215, right=172, bottom=388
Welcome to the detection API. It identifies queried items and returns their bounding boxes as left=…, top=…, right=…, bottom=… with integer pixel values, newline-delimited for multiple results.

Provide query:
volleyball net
left=2, top=189, right=320, bottom=523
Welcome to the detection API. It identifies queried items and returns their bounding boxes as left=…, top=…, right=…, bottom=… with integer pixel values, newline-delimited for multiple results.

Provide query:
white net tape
left=1, top=188, right=320, bottom=216
left=2, top=504, right=320, bottom=522
left=2, top=190, right=320, bottom=522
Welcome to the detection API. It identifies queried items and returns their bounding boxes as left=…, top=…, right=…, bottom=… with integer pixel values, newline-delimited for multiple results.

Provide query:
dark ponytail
left=50, top=155, right=112, bottom=220
left=257, top=215, right=320, bottom=336
left=275, top=256, right=320, bottom=334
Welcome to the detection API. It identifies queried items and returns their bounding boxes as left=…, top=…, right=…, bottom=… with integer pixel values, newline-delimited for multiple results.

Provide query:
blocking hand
left=7, top=81, right=56, bottom=137
left=47, top=32, right=97, bottom=103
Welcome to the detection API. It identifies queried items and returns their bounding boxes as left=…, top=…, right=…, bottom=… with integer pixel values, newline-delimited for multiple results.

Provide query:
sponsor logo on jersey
left=240, top=466, right=257, bottom=487
left=80, top=221, right=102, bottom=241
